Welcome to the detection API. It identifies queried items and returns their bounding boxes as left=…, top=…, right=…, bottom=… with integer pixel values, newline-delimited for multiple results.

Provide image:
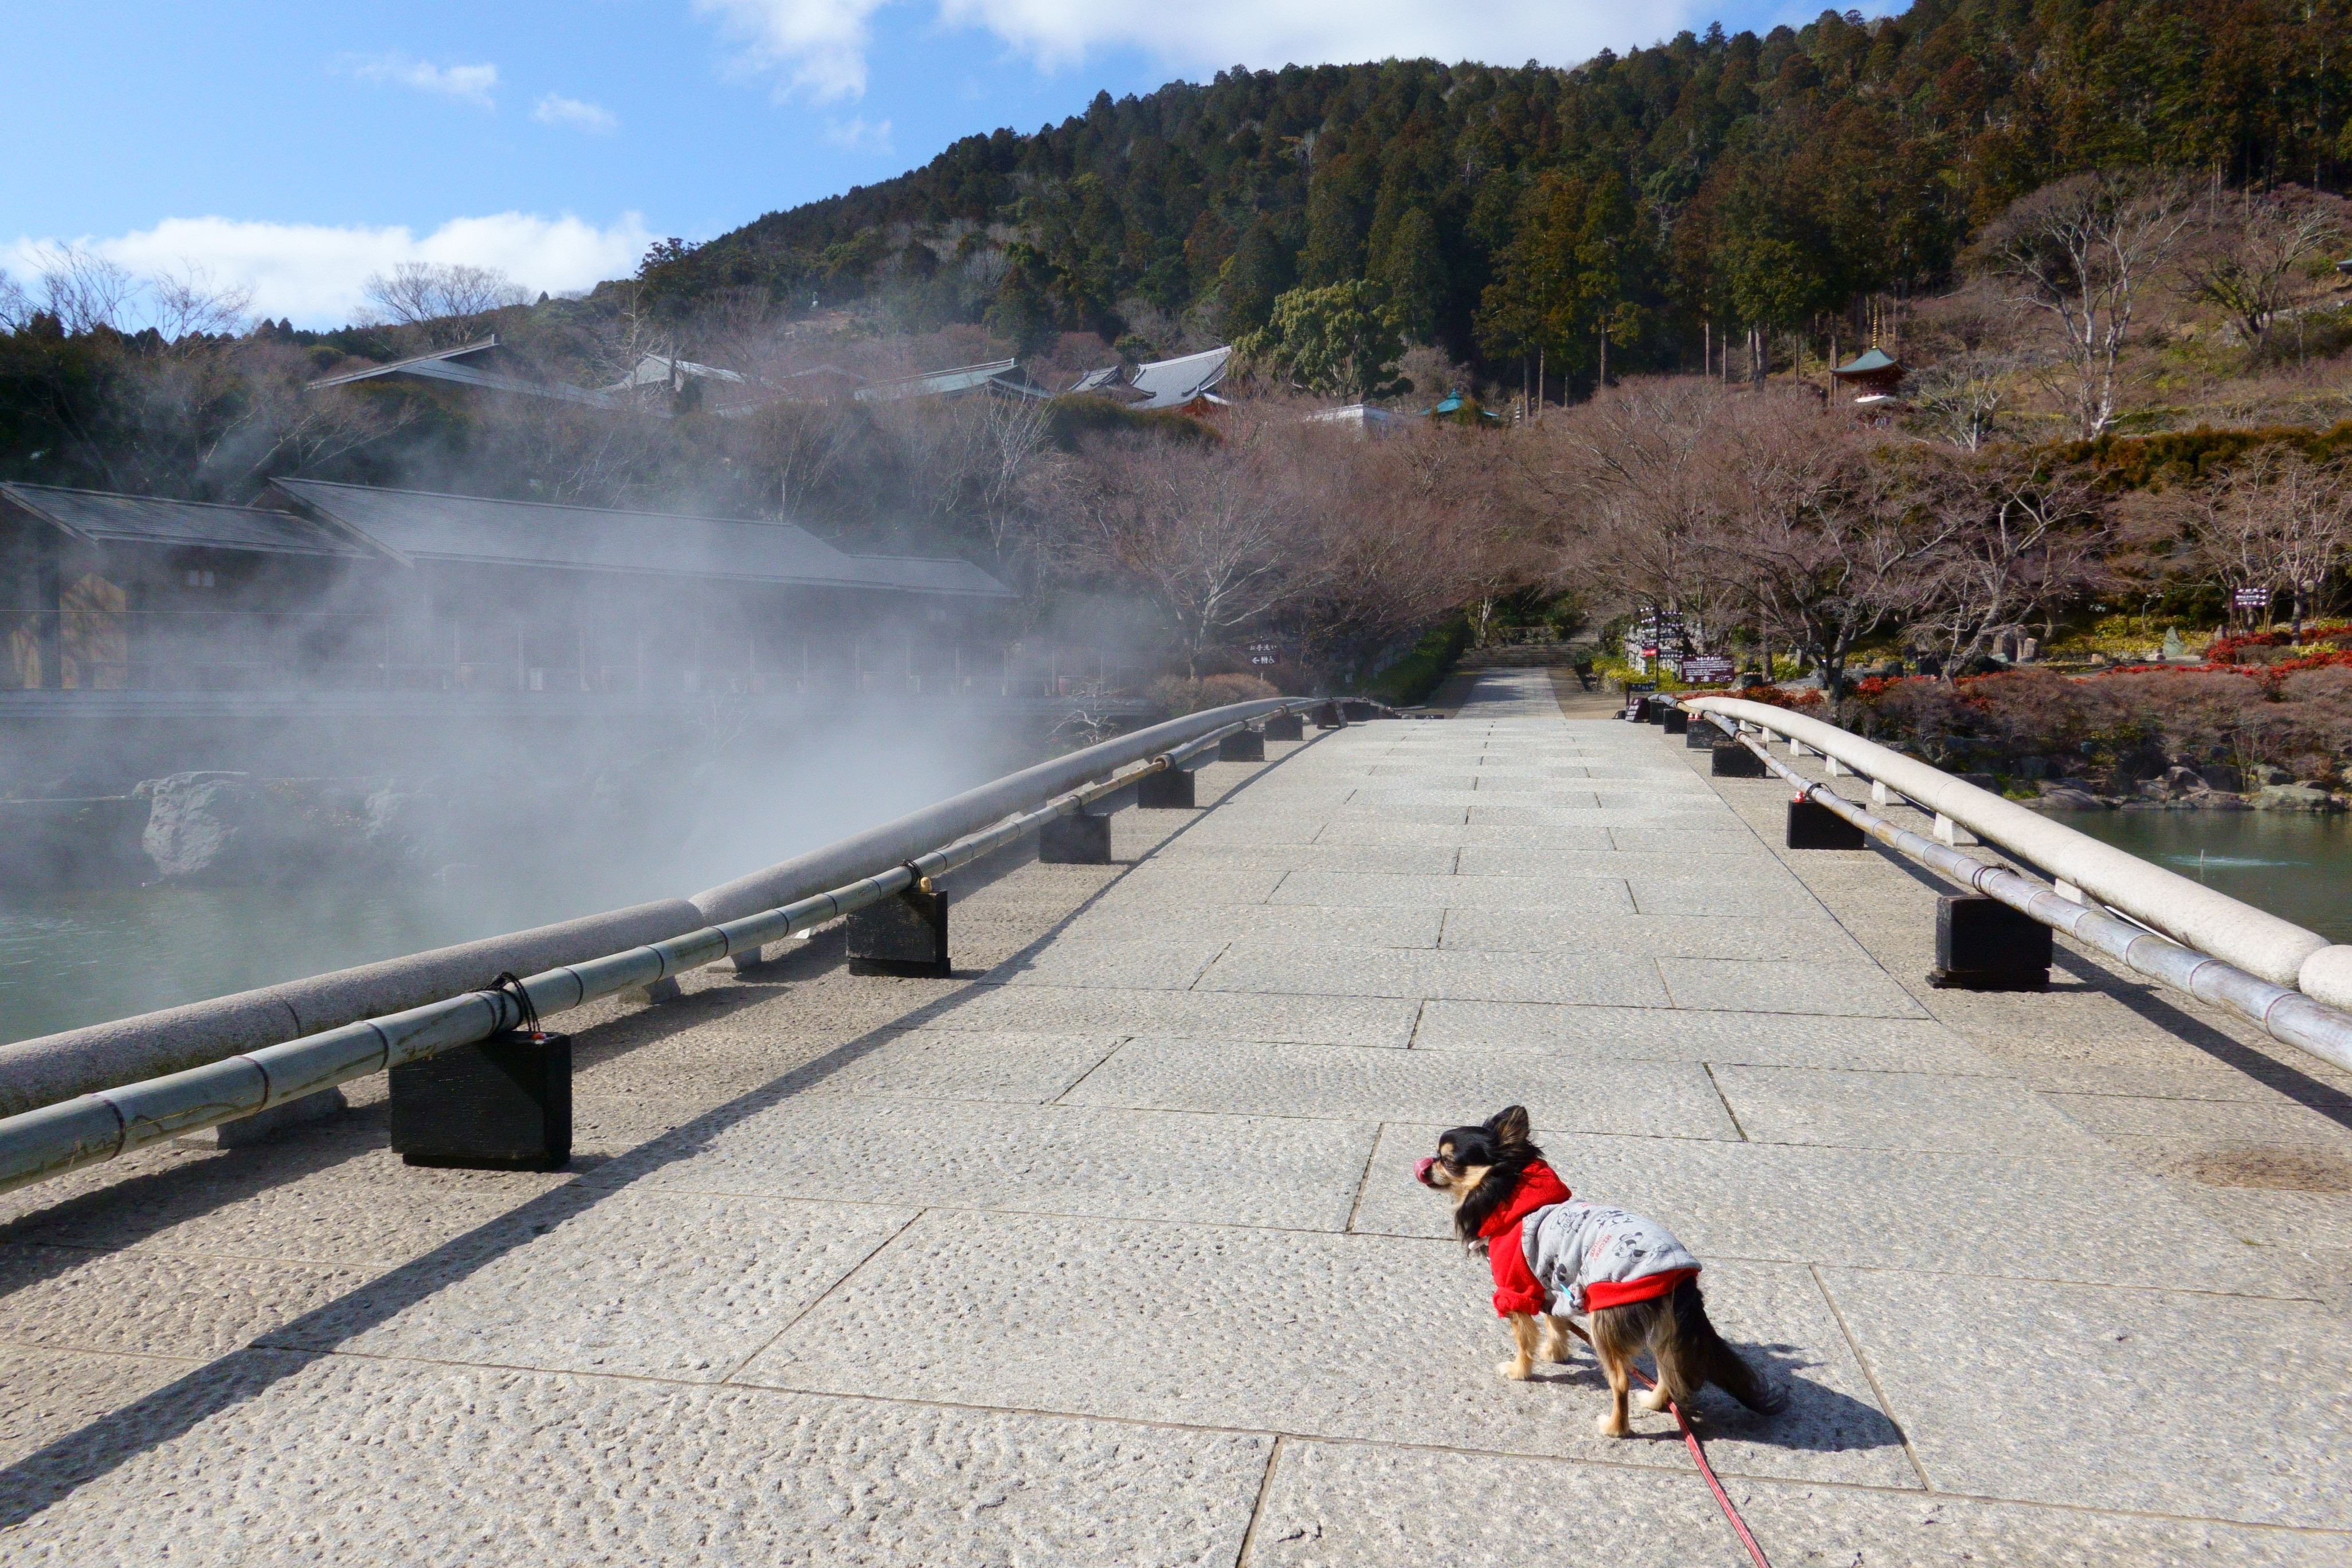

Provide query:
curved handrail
left=1681, top=695, right=2352, bottom=1009
left=0, top=697, right=1331, bottom=1194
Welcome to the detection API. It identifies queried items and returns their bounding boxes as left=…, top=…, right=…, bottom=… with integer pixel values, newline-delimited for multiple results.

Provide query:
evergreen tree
left=1374, top=205, right=1447, bottom=344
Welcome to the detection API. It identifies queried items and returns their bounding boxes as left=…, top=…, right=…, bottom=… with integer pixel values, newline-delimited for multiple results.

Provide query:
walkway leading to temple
left=2, top=669, right=2346, bottom=1563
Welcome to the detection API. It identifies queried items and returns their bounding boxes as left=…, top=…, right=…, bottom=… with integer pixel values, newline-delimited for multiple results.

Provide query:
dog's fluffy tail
left=1679, top=1283, right=1787, bottom=1414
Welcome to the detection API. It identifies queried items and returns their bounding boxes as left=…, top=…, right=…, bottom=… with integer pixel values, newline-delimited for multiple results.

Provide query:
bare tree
left=2174, top=185, right=2349, bottom=346
left=25, top=246, right=140, bottom=334
left=1702, top=394, right=1958, bottom=695
left=360, top=262, right=529, bottom=344
left=2171, top=449, right=2352, bottom=633
left=1908, top=450, right=2103, bottom=672
left=1281, top=421, right=1538, bottom=678
left=1057, top=436, right=1302, bottom=677
left=150, top=265, right=251, bottom=340
left=0, top=271, right=30, bottom=332
left=1903, top=293, right=2025, bottom=451
left=1977, top=171, right=2196, bottom=440
left=1532, top=379, right=1747, bottom=660
left=743, top=398, right=871, bottom=520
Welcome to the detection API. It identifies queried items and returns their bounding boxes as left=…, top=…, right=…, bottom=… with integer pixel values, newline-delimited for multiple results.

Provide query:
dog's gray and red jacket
left=1519, top=1198, right=1702, bottom=1315
left=1478, top=1160, right=1574, bottom=1316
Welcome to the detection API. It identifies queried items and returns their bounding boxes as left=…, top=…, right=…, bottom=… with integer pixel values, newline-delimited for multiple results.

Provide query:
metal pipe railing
left=0, top=697, right=1316, bottom=1120
left=0, top=704, right=1322, bottom=1197
left=1683, top=705, right=2352, bottom=1077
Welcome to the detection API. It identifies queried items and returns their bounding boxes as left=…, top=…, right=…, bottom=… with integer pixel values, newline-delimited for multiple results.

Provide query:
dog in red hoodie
left=1416, top=1106, right=1783, bottom=1436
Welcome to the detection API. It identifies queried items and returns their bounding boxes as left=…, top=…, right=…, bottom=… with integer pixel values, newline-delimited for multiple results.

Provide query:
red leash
left=1562, top=1323, right=1774, bottom=1568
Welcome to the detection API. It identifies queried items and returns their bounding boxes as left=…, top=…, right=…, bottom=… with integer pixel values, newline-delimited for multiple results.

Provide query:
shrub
left=1362, top=615, right=1471, bottom=706
left=2059, top=421, right=2352, bottom=491
left=1839, top=665, right=2352, bottom=780
left=1150, top=672, right=1279, bottom=714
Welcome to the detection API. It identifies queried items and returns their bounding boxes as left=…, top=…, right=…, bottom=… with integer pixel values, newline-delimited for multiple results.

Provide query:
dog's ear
left=1487, top=1106, right=1531, bottom=1146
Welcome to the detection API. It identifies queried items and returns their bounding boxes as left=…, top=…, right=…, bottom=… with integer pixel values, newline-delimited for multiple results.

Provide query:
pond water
left=0, top=718, right=1021, bottom=1048
left=0, top=881, right=539, bottom=1046
left=2058, top=809, right=2352, bottom=944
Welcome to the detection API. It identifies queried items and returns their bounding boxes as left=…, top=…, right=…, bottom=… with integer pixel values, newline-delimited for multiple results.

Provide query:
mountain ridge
left=622, top=0, right=2348, bottom=386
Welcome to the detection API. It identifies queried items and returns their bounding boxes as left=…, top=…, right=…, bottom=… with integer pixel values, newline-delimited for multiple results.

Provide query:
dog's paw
left=1593, top=1413, right=1630, bottom=1438
left=1495, top=1358, right=1531, bottom=1382
left=1637, top=1387, right=1671, bottom=1413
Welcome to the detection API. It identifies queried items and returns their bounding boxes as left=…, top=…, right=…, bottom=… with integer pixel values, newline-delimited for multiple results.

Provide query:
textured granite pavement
left=2, top=667, right=2347, bottom=1565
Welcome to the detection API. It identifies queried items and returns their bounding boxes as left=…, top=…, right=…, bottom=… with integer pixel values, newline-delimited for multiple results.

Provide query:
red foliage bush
left=1834, top=664, right=2352, bottom=779
left=1726, top=685, right=1825, bottom=711
left=2204, top=624, right=2352, bottom=664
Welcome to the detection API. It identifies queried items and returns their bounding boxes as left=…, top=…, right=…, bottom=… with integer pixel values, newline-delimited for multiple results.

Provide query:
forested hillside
left=630, top=0, right=2351, bottom=386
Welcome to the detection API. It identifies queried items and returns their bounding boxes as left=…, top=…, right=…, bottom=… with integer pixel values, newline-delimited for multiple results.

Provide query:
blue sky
left=5, top=0, right=1863, bottom=326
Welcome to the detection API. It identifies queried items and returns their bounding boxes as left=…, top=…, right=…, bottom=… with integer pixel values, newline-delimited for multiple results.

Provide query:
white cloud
left=695, top=0, right=894, bottom=100
left=936, top=0, right=1699, bottom=73
left=823, top=115, right=895, bottom=153
left=5, top=213, right=655, bottom=328
left=697, top=0, right=1696, bottom=101
left=341, top=53, right=501, bottom=109
left=534, top=93, right=620, bottom=132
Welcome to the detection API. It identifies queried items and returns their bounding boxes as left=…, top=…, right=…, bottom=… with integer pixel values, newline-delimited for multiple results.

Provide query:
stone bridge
left=1, top=669, right=2346, bottom=1563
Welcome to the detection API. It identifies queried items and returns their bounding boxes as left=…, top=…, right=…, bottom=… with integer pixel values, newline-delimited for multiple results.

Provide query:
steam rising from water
left=0, top=697, right=1029, bottom=1045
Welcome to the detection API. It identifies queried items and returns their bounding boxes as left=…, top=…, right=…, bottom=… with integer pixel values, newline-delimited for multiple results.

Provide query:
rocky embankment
left=2008, top=763, right=2346, bottom=814
left=0, top=769, right=652, bottom=889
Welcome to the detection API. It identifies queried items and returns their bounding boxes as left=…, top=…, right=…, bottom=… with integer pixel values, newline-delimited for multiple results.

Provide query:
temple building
left=1830, top=347, right=1907, bottom=417
left=0, top=480, right=1013, bottom=696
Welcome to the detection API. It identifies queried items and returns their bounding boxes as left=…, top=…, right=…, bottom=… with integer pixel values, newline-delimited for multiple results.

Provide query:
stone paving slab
left=570, top=1027, right=860, bottom=1101
left=8, top=1162, right=569, bottom=1269
left=1409, top=1000, right=2008, bottom=1071
left=0, top=1347, right=198, bottom=1472
left=778, top=1028, right=1123, bottom=1102
left=1628, top=876, right=1830, bottom=916
left=1197, top=944, right=1676, bottom=1008
left=1144, top=842, right=1464, bottom=876
left=1608, top=826, right=1781, bottom=854
left=1052, top=904, right=1443, bottom=948
left=739, top=1210, right=1917, bottom=1489
left=1438, top=909, right=1865, bottom=960
left=0, top=1351, right=1272, bottom=1565
left=2044, top=1088, right=2352, bottom=1155
left=1456, top=847, right=1799, bottom=881
left=1270, top=870, right=1634, bottom=912
left=1349, top=1124, right=2302, bottom=1296
left=1081, top=864, right=1292, bottom=910
left=1464, top=801, right=1745, bottom=827
left=1819, top=1266, right=2352, bottom=1528
left=1659, top=958, right=1931, bottom=1018
left=1059, top=1037, right=1737, bottom=1139
left=1304, top=821, right=1620, bottom=850
left=1245, top=1440, right=2349, bottom=1567
left=934, top=982, right=1422, bottom=1046
left=988, top=936, right=1232, bottom=990
left=0, top=1244, right=371, bottom=1359
left=268, top=1191, right=915, bottom=1382
left=604, top=1096, right=1378, bottom=1232
left=1710, top=1064, right=2098, bottom=1156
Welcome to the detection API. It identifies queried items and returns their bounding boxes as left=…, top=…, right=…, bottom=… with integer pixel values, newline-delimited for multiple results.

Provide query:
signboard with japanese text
left=1678, top=654, right=1736, bottom=683
left=2233, top=587, right=2272, bottom=609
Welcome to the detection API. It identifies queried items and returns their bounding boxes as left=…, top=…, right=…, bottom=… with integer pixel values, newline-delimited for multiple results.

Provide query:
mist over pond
left=0, top=703, right=1040, bottom=1046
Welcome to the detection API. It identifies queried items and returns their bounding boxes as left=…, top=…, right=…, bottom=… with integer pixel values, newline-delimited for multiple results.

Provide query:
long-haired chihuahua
left=1416, top=1105, right=1785, bottom=1436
